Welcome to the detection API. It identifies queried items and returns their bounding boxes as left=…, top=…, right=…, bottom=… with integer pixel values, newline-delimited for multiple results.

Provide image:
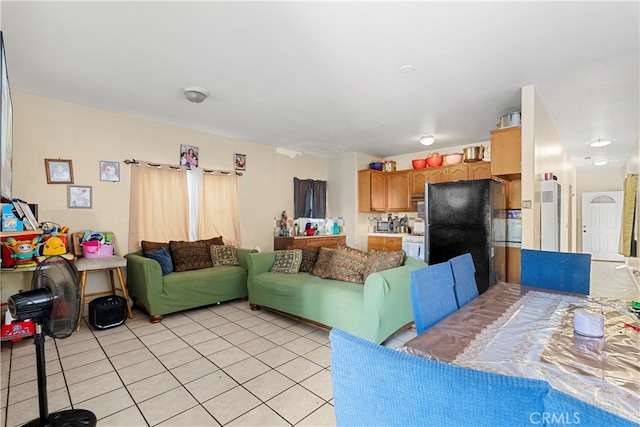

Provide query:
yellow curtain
left=198, top=173, right=241, bottom=247
left=128, top=162, right=189, bottom=252
left=619, top=173, right=638, bottom=257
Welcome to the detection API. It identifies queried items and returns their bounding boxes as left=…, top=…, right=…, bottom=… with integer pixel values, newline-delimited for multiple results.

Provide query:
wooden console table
left=274, top=234, right=346, bottom=250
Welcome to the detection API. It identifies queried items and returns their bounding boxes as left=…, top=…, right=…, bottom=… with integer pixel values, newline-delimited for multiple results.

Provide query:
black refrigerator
left=424, top=179, right=506, bottom=294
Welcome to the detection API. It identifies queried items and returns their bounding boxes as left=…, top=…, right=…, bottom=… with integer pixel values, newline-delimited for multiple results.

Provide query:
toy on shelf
left=2, top=236, right=42, bottom=267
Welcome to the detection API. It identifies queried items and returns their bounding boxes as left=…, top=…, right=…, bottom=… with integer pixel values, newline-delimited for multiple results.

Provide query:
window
left=293, top=178, right=326, bottom=219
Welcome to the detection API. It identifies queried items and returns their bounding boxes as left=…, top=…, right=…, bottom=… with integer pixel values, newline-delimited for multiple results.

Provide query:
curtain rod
left=123, top=159, right=243, bottom=176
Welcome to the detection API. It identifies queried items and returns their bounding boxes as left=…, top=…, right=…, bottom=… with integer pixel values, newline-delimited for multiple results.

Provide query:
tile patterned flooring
left=1, top=260, right=637, bottom=426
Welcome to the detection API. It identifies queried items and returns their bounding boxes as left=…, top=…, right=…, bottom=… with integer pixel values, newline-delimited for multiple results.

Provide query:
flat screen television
left=1, top=31, right=13, bottom=200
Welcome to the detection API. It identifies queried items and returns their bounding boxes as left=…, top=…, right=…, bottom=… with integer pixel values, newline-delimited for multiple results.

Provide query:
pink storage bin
left=82, top=241, right=114, bottom=258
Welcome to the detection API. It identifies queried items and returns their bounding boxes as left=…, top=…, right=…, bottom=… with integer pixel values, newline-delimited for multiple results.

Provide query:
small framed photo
left=45, top=159, right=74, bottom=184
left=100, top=160, right=120, bottom=182
left=68, top=185, right=92, bottom=209
left=180, top=144, right=199, bottom=167
left=234, top=153, right=246, bottom=171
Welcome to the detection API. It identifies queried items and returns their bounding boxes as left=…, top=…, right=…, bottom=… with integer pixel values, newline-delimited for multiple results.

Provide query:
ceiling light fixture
left=399, top=65, right=415, bottom=74
left=588, top=138, right=613, bottom=147
left=593, top=159, right=609, bottom=166
left=183, top=86, right=209, bottom=104
left=419, top=135, right=436, bottom=146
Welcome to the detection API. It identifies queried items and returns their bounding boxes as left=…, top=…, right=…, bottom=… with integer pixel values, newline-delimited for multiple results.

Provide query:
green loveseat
left=247, top=251, right=427, bottom=344
left=125, top=248, right=256, bottom=322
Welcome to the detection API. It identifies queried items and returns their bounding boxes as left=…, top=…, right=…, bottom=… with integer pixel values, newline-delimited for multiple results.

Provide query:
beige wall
left=521, top=86, right=576, bottom=252
left=3, top=92, right=327, bottom=299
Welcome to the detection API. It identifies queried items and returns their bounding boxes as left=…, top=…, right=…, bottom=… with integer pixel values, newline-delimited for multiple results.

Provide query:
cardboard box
left=1, top=204, right=25, bottom=232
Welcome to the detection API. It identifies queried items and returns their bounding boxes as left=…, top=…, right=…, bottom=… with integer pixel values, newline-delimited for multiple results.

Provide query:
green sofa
left=125, top=248, right=256, bottom=322
left=247, top=251, right=427, bottom=344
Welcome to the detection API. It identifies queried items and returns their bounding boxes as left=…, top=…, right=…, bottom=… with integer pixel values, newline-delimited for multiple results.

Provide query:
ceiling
left=2, top=1, right=638, bottom=169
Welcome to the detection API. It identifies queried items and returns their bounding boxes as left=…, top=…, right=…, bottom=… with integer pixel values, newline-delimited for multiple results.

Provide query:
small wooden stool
left=75, top=255, right=133, bottom=331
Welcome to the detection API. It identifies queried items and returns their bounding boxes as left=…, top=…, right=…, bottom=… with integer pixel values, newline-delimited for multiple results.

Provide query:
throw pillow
left=141, top=240, right=170, bottom=256
left=299, top=247, right=320, bottom=273
left=202, top=236, right=225, bottom=247
left=211, top=245, right=239, bottom=266
left=362, top=250, right=406, bottom=280
left=324, top=245, right=370, bottom=284
left=271, top=249, right=303, bottom=274
left=311, top=248, right=334, bottom=277
left=145, top=247, right=174, bottom=275
left=169, top=240, right=214, bottom=272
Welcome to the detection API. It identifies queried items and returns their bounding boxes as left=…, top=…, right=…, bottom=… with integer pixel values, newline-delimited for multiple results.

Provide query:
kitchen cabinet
left=274, top=235, right=346, bottom=250
left=447, top=164, right=469, bottom=181
left=411, top=170, right=430, bottom=195
left=468, top=162, right=492, bottom=180
left=358, top=170, right=386, bottom=212
left=506, top=247, right=521, bottom=283
left=386, top=171, right=411, bottom=211
left=490, top=127, right=521, bottom=178
left=367, top=235, right=402, bottom=252
left=429, top=168, right=448, bottom=183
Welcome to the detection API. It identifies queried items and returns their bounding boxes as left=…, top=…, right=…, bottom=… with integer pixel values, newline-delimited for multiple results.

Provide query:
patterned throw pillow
left=362, top=250, right=406, bottom=280
left=169, top=240, right=214, bottom=272
left=141, top=240, right=170, bottom=256
left=324, top=245, right=370, bottom=284
left=145, top=247, right=174, bottom=275
left=298, top=247, right=320, bottom=273
left=210, top=245, right=239, bottom=266
left=271, top=249, right=303, bottom=274
left=202, top=236, right=225, bottom=247
left=311, top=248, right=334, bottom=277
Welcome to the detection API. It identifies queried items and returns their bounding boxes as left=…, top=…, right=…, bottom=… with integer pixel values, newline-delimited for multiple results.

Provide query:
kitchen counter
left=274, top=234, right=346, bottom=250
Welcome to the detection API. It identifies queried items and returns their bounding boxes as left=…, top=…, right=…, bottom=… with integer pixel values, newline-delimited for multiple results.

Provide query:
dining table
left=398, top=282, right=640, bottom=423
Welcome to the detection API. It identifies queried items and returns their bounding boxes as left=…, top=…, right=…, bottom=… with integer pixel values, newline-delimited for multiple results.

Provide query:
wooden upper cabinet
left=490, top=127, right=521, bottom=177
left=386, top=171, right=411, bottom=211
left=411, top=170, right=430, bottom=194
left=447, top=165, right=469, bottom=181
left=429, top=168, right=447, bottom=183
left=468, top=162, right=492, bottom=180
left=358, top=170, right=387, bottom=212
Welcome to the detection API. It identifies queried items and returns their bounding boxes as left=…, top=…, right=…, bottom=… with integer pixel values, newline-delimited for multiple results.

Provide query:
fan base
left=24, top=409, right=96, bottom=427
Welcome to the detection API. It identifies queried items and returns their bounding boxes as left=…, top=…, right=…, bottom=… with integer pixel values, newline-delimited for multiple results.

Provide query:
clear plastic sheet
left=398, top=283, right=640, bottom=423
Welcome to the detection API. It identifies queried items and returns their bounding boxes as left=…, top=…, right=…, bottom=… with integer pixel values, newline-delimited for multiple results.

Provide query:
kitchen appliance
left=402, top=235, right=424, bottom=261
left=498, top=111, right=522, bottom=128
left=413, top=220, right=425, bottom=235
left=376, top=220, right=397, bottom=233
left=424, top=179, right=506, bottom=294
left=463, top=146, right=484, bottom=162
left=541, top=180, right=561, bottom=251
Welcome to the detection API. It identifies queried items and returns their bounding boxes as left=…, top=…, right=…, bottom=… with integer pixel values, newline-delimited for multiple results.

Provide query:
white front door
left=582, top=191, right=624, bottom=261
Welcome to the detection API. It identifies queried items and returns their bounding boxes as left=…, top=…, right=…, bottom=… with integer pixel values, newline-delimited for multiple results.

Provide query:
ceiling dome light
left=183, top=86, right=209, bottom=104
left=593, top=159, right=609, bottom=166
left=419, top=135, right=436, bottom=146
left=588, top=138, right=613, bottom=147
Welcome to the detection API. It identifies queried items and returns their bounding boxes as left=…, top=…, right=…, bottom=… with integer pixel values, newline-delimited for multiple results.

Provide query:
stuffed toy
left=3, top=237, right=43, bottom=267
left=42, top=236, right=67, bottom=256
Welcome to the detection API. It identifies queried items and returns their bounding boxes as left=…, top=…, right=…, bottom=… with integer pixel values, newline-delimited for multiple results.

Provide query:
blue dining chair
left=520, top=249, right=591, bottom=294
left=410, top=262, right=459, bottom=334
left=449, top=253, right=479, bottom=308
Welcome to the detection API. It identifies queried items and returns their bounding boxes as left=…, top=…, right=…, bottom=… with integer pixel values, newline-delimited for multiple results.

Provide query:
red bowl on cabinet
left=426, top=155, right=443, bottom=167
left=412, top=159, right=427, bottom=169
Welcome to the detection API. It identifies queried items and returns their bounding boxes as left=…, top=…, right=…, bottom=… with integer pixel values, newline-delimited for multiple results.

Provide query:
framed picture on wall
left=45, top=159, right=74, bottom=184
left=234, top=153, right=246, bottom=171
left=100, top=160, right=120, bottom=182
left=67, top=185, right=92, bottom=209
left=180, top=144, right=199, bottom=167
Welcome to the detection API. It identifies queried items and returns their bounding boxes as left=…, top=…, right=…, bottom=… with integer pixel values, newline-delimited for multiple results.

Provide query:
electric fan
left=8, top=256, right=96, bottom=427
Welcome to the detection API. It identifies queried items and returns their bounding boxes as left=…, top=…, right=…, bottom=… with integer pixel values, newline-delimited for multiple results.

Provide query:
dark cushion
left=210, top=245, right=239, bottom=266
left=169, top=240, right=214, bottom=272
left=311, top=248, right=334, bottom=277
left=141, top=240, right=170, bottom=256
left=145, top=247, right=173, bottom=275
left=324, top=245, right=370, bottom=284
left=363, top=250, right=406, bottom=279
left=271, top=249, right=303, bottom=274
left=298, top=247, right=320, bottom=273
left=202, top=236, right=225, bottom=247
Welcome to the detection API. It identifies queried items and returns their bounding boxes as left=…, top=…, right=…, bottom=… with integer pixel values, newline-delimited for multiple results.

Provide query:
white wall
left=521, top=86, right=576, bottom=252
left=3, top=92, right=327, bottom=299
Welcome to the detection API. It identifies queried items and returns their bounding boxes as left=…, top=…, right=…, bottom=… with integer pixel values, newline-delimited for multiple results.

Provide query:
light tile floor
left=1, top=260, right=637, bottom=426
